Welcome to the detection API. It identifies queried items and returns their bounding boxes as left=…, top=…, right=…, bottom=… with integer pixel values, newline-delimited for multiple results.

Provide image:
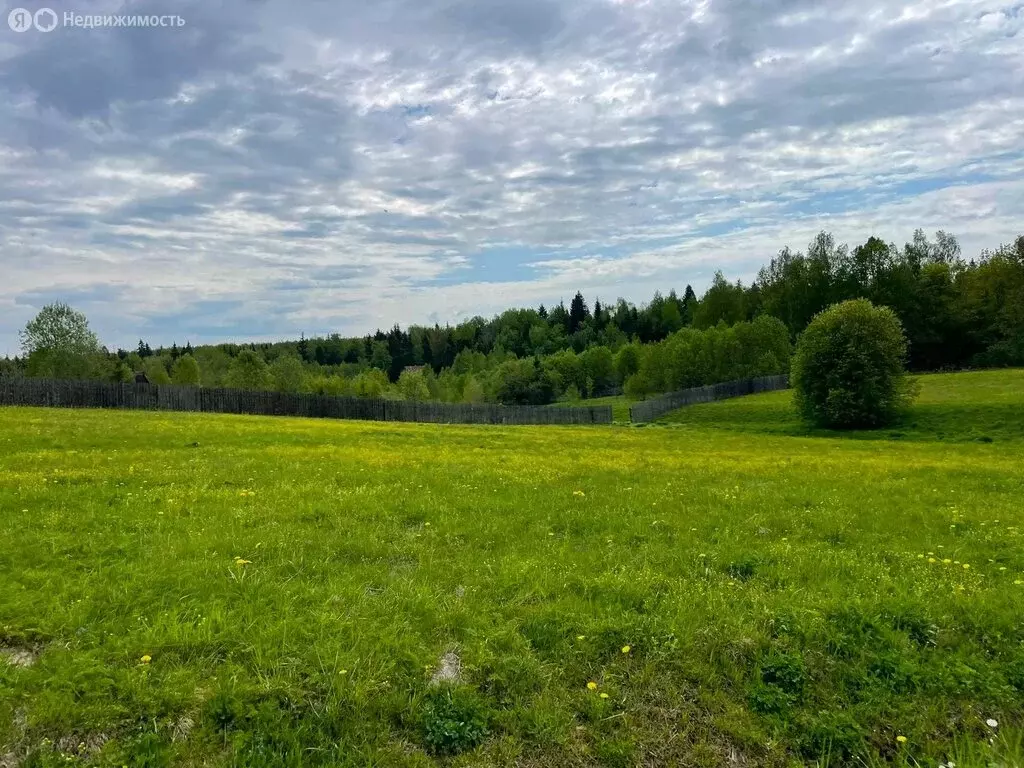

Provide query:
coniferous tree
left=682, top=285, right=697, bottom=325
left=568, top=292, right=590, bottom=335
left=549, top=302, right=571, bottom=334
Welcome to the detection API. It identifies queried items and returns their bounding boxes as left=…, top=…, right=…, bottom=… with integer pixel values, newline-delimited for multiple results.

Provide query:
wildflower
left=986, top=718, right=998, bottom=728
left=917, top=554, right=925, bottom=559
left=235, top=558, right=251, bottom=566
left=896, top=735, right=907, bottom=744
left=339, top=669, right=348, bottom=675
left=943, top=559, right=952, bottom=564
left=928, top=558, right=937, bottom=563
left=576, top=635, right=586, bottom=641
left=424, top=522, right=431, bottom=527
left=962, top=563, right=970, bottom=570
left=140, top=655, right=152, bottom=664
left=621, top=645, right=631, bottom=654
left=587, top=681, right=598, bottom=690
left=1015, top=580, right=1023, bottom=585
left=573, top=490, right=585, bottom=497
left=599, top=692, right=610, bottom=699
left=999, top=567, right=1007, bottom=571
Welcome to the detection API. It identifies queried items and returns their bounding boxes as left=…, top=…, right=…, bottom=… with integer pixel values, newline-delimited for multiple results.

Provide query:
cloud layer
left=1, top=0, right=1022, bottom=352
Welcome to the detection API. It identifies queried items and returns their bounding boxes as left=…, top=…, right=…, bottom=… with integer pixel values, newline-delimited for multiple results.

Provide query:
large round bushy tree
left=20, top=302, right=101, bottom=379
left=792, top=299, right=915, bottom=429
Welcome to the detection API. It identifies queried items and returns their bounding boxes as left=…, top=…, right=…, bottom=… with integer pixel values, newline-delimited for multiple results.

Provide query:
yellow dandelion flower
left=140, top=655, right=152, bottom=664
left=424, top=522, right=431, bottom=527
left=235, top=558, right=251, bottom=565
left=339, top=669, right=348, bottom=675
left=621, top=645, right=631, bottom=654
left=599, top=693, right=609, bottom=699
left=573, top=490, right=585, bottom=497
left=576, top=635, right=586, bottom=641
left=896, top=735, right=907, bottom=744
left=962, top=563, right=970, bottom=570
left=587, top=681, right=598, bottom=690
left=943, top=559, right=952, bottom=564
left=928, top=558, right=936, bottom=563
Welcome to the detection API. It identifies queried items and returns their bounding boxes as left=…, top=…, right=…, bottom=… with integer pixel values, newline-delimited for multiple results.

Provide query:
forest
left=3, top=229, right=1022, bottom=406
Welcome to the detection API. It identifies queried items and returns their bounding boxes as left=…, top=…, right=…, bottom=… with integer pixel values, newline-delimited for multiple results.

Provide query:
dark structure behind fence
left=0, top=378, right=613, bottom=426
left=629, top=375, right=790, bottom=423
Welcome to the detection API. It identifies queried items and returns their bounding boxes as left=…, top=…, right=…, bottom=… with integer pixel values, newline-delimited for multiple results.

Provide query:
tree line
left=3, top=229, right=1021, bottom=406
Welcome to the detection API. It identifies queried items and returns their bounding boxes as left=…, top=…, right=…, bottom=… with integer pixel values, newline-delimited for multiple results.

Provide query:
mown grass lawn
left=1, top=370, right=1023, bottom=767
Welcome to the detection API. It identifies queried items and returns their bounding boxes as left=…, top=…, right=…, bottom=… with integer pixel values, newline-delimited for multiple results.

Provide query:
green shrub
left=269, top=355, right=305, bottom=393
left=748, top=682, right=792, bottom=715
left=421, top=686, right=490, bottom=756
left=792, top=299, right=915, bottom=429
left=759, top=650, right=806, bottom=694
left=623, top=371, right=652, bottom=400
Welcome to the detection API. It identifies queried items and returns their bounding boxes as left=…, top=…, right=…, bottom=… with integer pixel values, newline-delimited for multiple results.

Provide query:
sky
left=1, top=0, right=1022, bottom=354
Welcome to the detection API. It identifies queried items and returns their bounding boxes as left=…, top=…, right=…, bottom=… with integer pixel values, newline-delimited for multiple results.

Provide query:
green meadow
left=550, top=394, right=640, bottom=423
left=1, top=370, right=1022, bottom=767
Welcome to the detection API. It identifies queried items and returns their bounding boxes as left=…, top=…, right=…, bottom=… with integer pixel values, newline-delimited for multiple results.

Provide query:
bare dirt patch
left=429, top=650, right=461, bottom=685
left=55, top=732, right=110, bottom=757
left=0, top=646, right=37, bottom=668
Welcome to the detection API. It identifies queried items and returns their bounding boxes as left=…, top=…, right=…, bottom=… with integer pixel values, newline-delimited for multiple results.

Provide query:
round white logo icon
left=34, top=7, right=58, bottom=31
left=7, top=7, right=33, bottom=32
left=7, top=7, right=57, bottom=32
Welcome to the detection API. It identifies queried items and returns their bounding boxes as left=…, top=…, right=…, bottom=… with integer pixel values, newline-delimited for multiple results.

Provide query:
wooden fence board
left=0, top=378, right=612, bottom=426
left=629, top=375, right=789, bottom=423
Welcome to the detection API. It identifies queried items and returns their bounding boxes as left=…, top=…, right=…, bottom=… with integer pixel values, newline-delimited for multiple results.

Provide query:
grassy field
left=657, top=369, right=1024, bottom=443
left=550, top=395, right=639, bottom=423
left=1, top=370, right=1023, bottom=767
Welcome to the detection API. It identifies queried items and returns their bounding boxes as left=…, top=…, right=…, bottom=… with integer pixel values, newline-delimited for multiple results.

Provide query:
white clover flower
left=986, top=718, right=998, bottom=728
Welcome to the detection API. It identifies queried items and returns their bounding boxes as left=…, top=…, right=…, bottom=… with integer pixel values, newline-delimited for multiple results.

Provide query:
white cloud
left=0, top=0, right=1021, bottom=351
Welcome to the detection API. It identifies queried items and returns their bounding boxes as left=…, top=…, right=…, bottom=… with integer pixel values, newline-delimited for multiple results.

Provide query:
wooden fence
left=0, top=378, right=612, bottom=426
left=629, top=375, right=790, bottom=423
